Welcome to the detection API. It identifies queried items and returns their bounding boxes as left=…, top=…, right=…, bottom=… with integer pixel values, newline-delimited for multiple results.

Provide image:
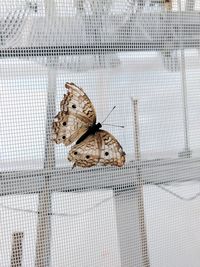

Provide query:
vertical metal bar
left=35, top=67, right=56, bottom=267
left=180, top=51, right=190, bottom=152
left=131, top=98, right=150, bottom=267
left=132, top=99, right=141, bottom=161
left=177, top=0, right=192, bottom=158
left=35, top=1, right=56, bottom=265
left=115, top=191, right=145, bottom=267
left=182, top=0, right=196, bottom=157
left=11, top=232, right=24, bottom=267
left=114, top=99, right=150, bottom=267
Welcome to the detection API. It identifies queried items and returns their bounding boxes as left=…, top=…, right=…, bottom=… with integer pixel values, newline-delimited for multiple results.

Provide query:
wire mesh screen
left=1, top=0, right=200, bottom=266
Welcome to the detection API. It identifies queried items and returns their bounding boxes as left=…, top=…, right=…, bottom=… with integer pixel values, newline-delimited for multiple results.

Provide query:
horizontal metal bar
left=1, top=158, right=200, bottom=195
left=1, top=12, right=200, bottom=57
left=0, top=41, right=199, bottom=58
left=0, top=44, right=154, bottom=58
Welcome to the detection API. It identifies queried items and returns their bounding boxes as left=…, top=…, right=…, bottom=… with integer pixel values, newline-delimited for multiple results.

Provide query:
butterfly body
left=52, top=82, right=125, bottom=168
left=76, top=122, right=102, bottom=144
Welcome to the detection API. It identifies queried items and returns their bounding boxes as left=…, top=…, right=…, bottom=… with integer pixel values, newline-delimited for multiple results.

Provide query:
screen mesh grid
left=1, top=0, right=200, bottom=266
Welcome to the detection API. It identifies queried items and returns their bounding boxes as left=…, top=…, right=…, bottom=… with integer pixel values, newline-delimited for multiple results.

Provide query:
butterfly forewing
left=52, top=111, right=88, bottom=145
left=62, top=83, right=96, bottom=124
left=52, top=82, right=96, bottom=146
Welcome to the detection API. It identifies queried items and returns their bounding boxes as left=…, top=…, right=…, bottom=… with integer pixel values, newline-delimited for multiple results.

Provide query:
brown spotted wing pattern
left=52, top=82, right=126, bottom=168
left=52, top=82, right=96, bottom=146
left=68, top=130, right=125, bottom=168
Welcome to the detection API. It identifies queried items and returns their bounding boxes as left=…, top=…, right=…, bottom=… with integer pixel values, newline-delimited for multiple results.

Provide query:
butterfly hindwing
left=68, top=134, right=100, bottom=167
left=98, top=130, right=125, bottom=167
left=52, top=82, right=96, bottom=146
left=68, top=130, right=125, bottom=167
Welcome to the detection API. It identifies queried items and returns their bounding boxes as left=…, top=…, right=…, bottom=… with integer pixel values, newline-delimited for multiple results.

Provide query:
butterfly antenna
left=101, top=106, right=116, bottom=124
left=103, top=123, right=124, bottom=128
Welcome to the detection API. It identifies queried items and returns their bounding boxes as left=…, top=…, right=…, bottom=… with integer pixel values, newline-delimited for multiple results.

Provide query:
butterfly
left=52, top=82, right=125, bottom=168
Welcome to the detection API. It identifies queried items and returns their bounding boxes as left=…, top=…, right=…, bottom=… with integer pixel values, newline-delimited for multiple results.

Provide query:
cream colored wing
left=61, top=82, right=96, bottom=124
left=98, top=130, right=125, bottom=167
left=68, top=130, right=125, bottom=168
left=52, top=111, right=89, bottom=146
left=68, top=134, right=100, bottom=167
left=52, top=82, right=96, bottom=146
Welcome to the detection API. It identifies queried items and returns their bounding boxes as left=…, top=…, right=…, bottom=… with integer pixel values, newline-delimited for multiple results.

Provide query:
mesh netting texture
left=1, top=0, right=200, bottom=266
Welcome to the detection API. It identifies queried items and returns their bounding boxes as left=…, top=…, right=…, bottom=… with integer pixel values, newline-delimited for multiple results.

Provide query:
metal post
left=132, top=99, right=141, bottom=161
left=180, top=51, right=190, bottom=151
left=11, top=232, right=24, bottom=267
left=177, top=0, right=192, bottom=158
left=35, top=1, right=57, bottom=265
left=115, top=190, right=146, bottom=267
left=35, top=66, right=56, bottom=266
left=131, top=98, right=150, bottom=267
left=114, top=99, right=150, bottom=267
